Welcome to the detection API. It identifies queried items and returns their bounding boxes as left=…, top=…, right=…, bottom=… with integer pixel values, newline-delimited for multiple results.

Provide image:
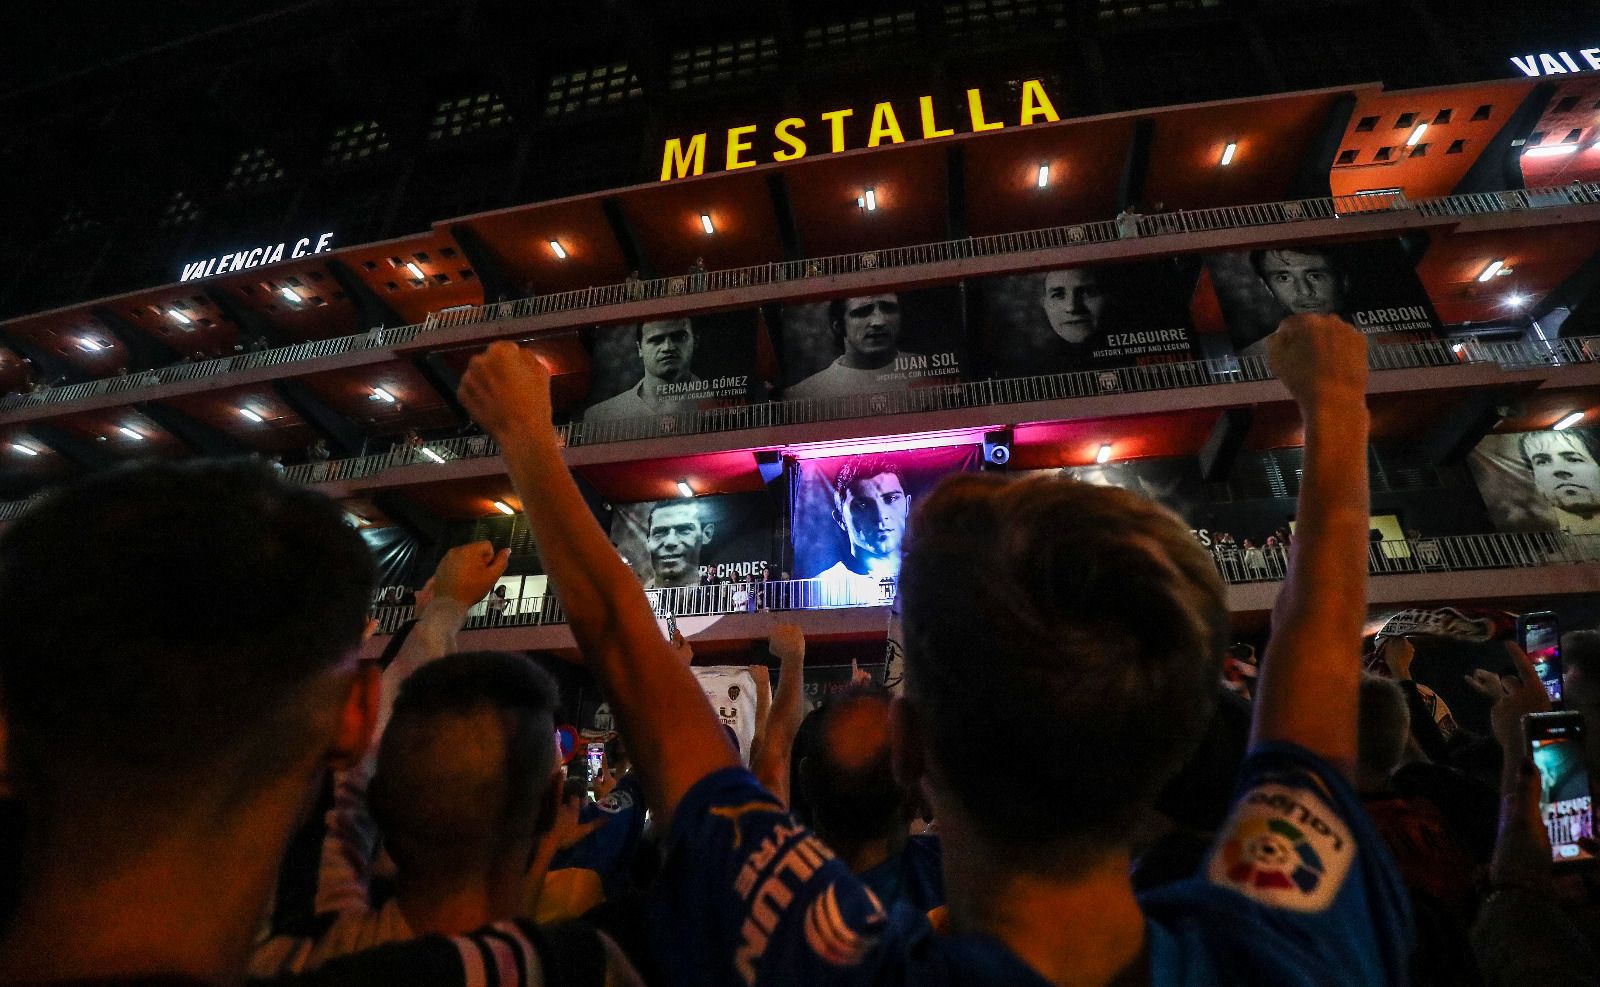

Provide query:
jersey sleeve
left=1196, top=742, right=1413, bottom=983
left=647, top=767, right=906, bottom=987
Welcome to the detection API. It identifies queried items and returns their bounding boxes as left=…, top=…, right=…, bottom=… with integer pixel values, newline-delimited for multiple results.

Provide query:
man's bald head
left=802, top=686, right=905, bottom=846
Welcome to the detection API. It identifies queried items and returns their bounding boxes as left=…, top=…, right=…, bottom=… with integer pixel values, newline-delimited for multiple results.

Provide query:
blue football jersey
left=647, top=742, right=1410, bottom=986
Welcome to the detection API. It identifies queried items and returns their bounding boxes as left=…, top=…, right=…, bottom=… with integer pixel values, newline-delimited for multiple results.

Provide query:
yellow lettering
left=726, top=125, right=758, bottom=170
left=967, top=88, right=1003, bottom=132
left=660, top=133, right=707, bottom=181
left=919, top=96, right=954, bottom=139
left=773, top=117, right=807, bottom=161
left=820, top=108, right=854, bottom=153
left=1019, top=80, right=1061, bottom=126
left=867, top=102, right=905, bottom=147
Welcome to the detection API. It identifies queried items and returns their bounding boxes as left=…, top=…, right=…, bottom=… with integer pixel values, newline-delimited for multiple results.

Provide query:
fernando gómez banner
left=580, top=309, right=761, bottom=423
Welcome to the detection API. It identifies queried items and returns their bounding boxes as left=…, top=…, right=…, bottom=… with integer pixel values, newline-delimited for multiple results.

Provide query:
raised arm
left=458, top=343, right=737, bottom=826
left=751, top=623, right=807, bottom=804
left=1251, top=314, right=1370, bottom=778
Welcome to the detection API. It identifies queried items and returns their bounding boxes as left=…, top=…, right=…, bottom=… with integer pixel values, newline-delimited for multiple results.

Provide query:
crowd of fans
left=0, top=313, right=1596, bottom=986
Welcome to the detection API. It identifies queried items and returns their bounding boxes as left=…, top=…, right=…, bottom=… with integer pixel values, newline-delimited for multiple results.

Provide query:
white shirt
left=786, top=353, right=925, bottom=402
left=584, top=376, right=702, bottom=422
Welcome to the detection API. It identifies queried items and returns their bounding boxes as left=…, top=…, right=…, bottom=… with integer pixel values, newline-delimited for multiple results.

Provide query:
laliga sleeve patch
left=1207, top=782, right=1354, bottom=913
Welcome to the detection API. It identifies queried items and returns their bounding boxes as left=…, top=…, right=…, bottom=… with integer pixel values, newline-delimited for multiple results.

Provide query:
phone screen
left=1527, top=712, right=1595, bottom=864
left=585, top=743, right=605, bottom=791
left=1521, top=613, right=1563, bottom=705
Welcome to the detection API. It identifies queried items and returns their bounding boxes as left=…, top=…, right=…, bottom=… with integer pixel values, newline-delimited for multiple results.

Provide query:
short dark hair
left=634, top=317, right=693, bottom=346
left=1248, top=245, right=1339, bottom=281
left=899, top=474, right=1228, bottom=864
left=647, top=498, right=705, bottom=530
left=1519, top=429, right=1599, bottom=470
left=827, top=293, right=900, bottom=345
left=1564, top=629, right=1600, bottom=682
left=833, top=457, right=906, bottom=507
left=0, top=460, right=375, bottom=809
left=1357, top=674, right=1409, bottom=778
left=369, top=651, right=559, bottom=872
left=802, top=685, right=903, bottom=845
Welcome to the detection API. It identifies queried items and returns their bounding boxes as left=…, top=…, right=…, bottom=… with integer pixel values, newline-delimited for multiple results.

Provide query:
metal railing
left=267, top=333, right=1599, bottom=488
left=5, top=182, right=1599, bottom=416
left=363, top=530, right=1600, bottom=636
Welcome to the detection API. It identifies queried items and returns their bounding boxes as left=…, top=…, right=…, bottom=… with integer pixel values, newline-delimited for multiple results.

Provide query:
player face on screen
left=1524, top=431, right=1600, bottom=517
left=638, top=319, right=695, bottom=383
left=1256, top=248, right=1348, bottom=316
left=646, top=501, right=713, bottom=586
left=1041, top=268, right=1107, bottom=345
left=836, top=294, right=903, bottom=364
left=834, top=471, right=910, bottom=567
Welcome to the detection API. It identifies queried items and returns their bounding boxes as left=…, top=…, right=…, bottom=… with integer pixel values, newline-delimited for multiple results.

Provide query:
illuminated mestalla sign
left=1510, top=47, right=1600, bottom=76
left=180, top=232, right=334, bottom=282
left=659, top=81, right=1062, bottom=182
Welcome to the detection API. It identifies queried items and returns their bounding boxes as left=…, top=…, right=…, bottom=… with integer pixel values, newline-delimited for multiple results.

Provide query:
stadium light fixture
left=405, top=261, right=426, bottom=281
left=1096, top=443, right=1113, bottom=464
left=421, top=447, right=445, bottom=464
left=167, top=308, right=192, bottom=325
left=1037, top=164, right=1050, bottom=189
left=238, top=407, right=264, bottom=423
left=78, top=338, right=105, bottom=352
left=549, top=240, right=568, bottom=260
left=280, top=285, right=303, bottom=303
left=1406, top=123, right=1428, bottom=147
left=1219, top=142, right=1238, bottom=166
left=676, top=479, right=695, bottom=498
left=700, top=213, right=715, bottom=235
left=1555, top=411, right=1586, bottom=431
left=492, top=499, right=516, bottom=515
left=119, top=425, right=144, bottom=441
left=1507, top=292, right=1528, bottom=308
left=1524, top=144, right=1579, bottom=158
left=370, top=387, right=396, bottom=403
left=858, top=187, right=878, bottom=211
left=10, top=442, right=38, bottom=456
left=1477, top=259, right=1506, bottom=282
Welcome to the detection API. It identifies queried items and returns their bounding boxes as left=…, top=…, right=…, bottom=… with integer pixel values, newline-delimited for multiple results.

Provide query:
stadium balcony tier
left=5, top=77, right=1600, bottom=646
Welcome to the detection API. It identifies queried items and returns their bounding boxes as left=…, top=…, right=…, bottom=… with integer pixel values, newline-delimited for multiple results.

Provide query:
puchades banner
left=579, top=309, right=760, bottom=423
left=776, top=285, right=966, bottom=401
left=609, top=492, right=775, bottom=590
left=972, top=260, right=1199, bottom=378
left=1203, top=237, right=1442, bottom=358
left=1468, top=426, right=1600, bottom=535
left=791, top=445, right=982, bottom=605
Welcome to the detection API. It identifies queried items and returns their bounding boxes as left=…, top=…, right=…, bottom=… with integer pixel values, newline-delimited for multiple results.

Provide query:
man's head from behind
left=1251, top=247, right=1348, bottom=317
left=1356, top=674, right=1409, bottom=789
left=0, top=460, right=376, bottom=822
left=896, top=474, right=1228, bottom=872
left=1520, top=430, right=1600, bottom=517
left=369, top=651, right=561, bottom=887
left=801, top=686, right=905, bottom=852
left=636, top=318, right=695, bottom=383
